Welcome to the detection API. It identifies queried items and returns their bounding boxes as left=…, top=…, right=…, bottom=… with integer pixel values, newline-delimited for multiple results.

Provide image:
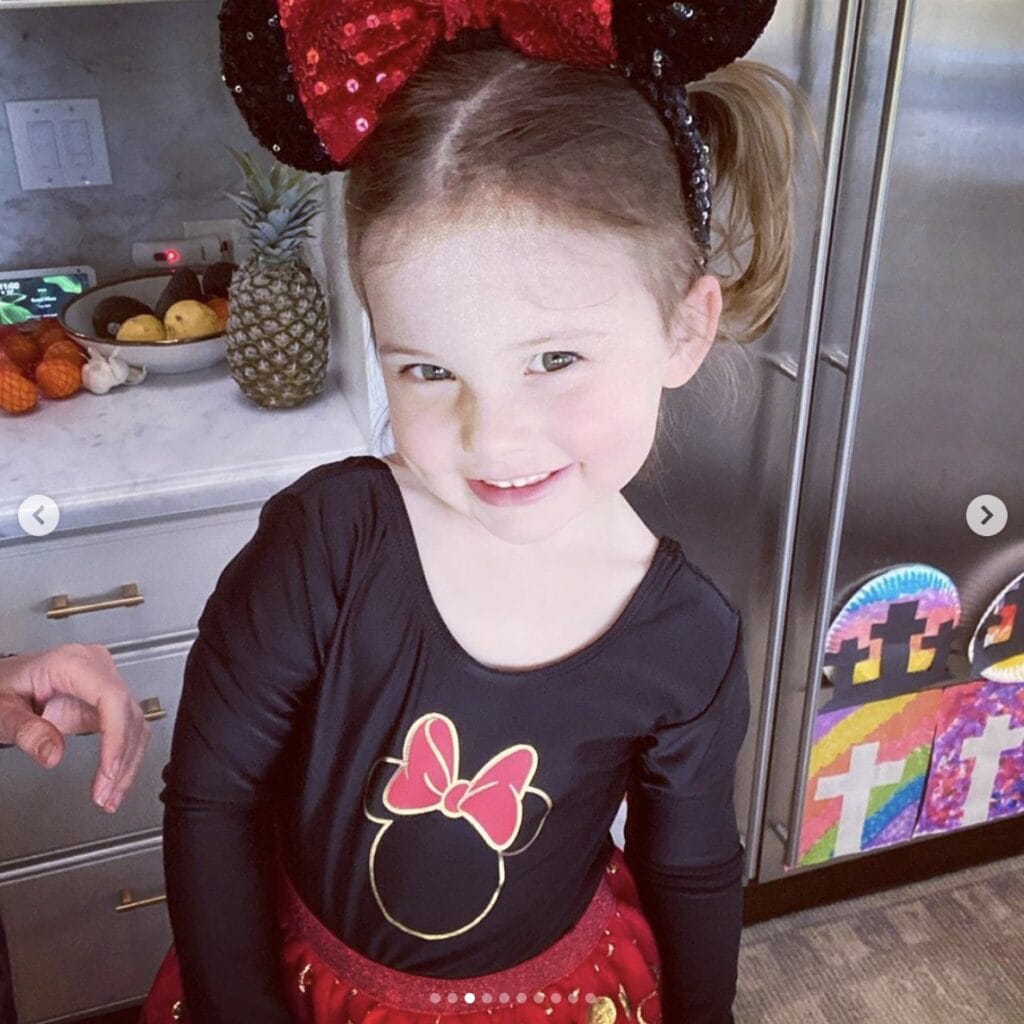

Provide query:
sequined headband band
left=219, top=0, right=777, bottom=261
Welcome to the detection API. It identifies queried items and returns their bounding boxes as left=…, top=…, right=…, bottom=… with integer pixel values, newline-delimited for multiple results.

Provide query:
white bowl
left=59, top=272, right=227, bottom=375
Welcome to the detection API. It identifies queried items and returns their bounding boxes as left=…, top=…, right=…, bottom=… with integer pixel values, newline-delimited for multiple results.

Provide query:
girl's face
left=364, top=210, right=720, bottom=549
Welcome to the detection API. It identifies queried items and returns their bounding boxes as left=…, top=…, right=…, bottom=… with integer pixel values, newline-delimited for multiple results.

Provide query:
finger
left=93, top=695, right=150, bottom=811
left=78, top=651, right=140, bottom=784
left=92, top=692, right=137, bottom=809
left=97, top=717, right=151, bottom=812
left=1, top=702, right=65, bottom=768
left=92, top=707, right=138, bottom=810
left=42, top=694, right=100, bottom=737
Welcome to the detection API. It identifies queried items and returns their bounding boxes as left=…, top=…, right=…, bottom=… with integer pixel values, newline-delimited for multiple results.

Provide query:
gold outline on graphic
left=363, top=712, right=553, bottom=939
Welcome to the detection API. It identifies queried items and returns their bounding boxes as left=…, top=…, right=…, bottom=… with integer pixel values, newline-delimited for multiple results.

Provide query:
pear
left=117, top=314, right=166, bottom=342
left=164, top=300, right=221, bottom=340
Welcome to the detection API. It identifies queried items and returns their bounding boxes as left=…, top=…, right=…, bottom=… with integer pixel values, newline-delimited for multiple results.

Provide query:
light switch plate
left=5, top=97, right=113, bottom=190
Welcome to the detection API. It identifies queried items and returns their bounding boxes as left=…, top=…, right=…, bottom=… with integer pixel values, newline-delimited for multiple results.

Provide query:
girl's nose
left=457, top=385, right=533, bottom=457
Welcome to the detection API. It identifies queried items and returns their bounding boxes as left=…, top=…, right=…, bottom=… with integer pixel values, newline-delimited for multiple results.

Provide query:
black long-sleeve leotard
left=161, top=455, right=749, bottom=1023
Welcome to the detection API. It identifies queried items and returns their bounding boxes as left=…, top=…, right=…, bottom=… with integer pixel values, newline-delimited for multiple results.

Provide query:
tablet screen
left=0, top=267, right=96, bottom=323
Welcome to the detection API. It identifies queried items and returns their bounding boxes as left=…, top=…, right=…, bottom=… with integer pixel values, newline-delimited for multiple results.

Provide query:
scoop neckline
left=375, top=456, right=675, bottom=679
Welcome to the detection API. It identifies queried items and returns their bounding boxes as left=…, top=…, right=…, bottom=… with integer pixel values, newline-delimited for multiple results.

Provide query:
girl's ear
left=662, top=274, right=723, bottom=389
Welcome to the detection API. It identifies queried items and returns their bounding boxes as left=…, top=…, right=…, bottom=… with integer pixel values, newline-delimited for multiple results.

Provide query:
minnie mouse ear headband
left=219, top=1, right=777, bottom=262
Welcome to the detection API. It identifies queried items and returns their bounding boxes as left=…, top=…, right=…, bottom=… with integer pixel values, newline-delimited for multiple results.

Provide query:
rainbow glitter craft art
left=968, top=570, right=1024, bottom=683
left=915, top=680, right=1024, bottom=835
left=822, top=564, right=960, bottom=711
left=797, top=690, right=942, bottom=866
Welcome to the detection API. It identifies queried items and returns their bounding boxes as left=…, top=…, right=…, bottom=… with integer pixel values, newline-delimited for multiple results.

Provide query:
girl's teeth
left=483, top=471, right=552, bottom=489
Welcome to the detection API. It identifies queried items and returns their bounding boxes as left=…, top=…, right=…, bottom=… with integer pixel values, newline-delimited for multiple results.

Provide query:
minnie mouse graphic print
left=369, top=712, right=552, bottom=939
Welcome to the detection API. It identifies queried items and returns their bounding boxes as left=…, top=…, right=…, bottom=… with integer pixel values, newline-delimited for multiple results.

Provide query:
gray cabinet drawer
left=0, top=643, right=189, bottom=864
left=0, top=506, right=259, bottom=651
left=0, top=842, right=169, bottom=1023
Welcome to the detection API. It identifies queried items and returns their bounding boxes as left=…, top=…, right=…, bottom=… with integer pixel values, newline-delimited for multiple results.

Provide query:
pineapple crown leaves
left=223, top=147, right=323, bottom=265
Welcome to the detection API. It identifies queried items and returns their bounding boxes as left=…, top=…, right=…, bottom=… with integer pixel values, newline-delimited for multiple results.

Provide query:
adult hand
left=0, top=644, right=150, bottom=812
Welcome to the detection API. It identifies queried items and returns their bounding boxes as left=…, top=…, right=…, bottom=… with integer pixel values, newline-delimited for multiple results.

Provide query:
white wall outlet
left=5, top=97, right=113, bottom=190
left=132, top=237, right=222, bottom=269
left=183, top=219, right=245, bottom=264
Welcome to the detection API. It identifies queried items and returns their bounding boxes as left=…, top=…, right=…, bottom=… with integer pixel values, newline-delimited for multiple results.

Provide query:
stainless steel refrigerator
left=622, top=0, right=1024, bottom=884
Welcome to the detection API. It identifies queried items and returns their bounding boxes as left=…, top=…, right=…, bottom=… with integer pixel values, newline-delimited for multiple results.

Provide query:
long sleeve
left=623, top=614, right=750, bottom=1024
left=0, top=910, right=15, bottom=1024
left=161, top=491, right=340, bottom=1023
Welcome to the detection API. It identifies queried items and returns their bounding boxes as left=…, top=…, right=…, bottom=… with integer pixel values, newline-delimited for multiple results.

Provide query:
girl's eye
left=529, top=351, right=579, bottom=373
left=402, top=364, right=452, bottom=382
left=400, top=352, right=580, bottom=381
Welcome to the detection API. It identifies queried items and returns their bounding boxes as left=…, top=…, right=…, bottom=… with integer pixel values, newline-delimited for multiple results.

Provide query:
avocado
left=154, top=267, right=204, bottom=320
left=91, top=295, right=156, bottom=339
left=202, top=261, right=237, bottom=300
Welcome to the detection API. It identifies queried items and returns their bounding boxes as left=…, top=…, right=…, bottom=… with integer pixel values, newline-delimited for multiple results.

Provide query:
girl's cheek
left=388, top=392, right=452, bottom=447
left=562, top=376, right=652, bottom=440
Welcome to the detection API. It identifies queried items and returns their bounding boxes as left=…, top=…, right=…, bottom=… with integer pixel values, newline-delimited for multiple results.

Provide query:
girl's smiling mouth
left=467, top=464, right=573, bottom=505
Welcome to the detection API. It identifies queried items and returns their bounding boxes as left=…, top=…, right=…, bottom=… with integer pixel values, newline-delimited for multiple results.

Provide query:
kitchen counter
left=0, top=357, right=368, bottom=543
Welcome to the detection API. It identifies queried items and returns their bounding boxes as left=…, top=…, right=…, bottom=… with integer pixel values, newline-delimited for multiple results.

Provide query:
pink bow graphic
left=382, top=713, right=538, bottom=850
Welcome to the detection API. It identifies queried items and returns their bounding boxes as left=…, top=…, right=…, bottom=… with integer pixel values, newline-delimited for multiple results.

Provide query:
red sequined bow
left=382, top=713, right=539, bottom=850
left=277, top=0, right=616, bottom=166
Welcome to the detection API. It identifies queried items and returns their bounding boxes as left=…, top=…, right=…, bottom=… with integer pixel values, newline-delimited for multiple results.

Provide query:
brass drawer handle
left=116, top=888, right=167, bottom=913
left=47, top=583, right=145, bottom=619
left=140, top=697, right=167, bottom=723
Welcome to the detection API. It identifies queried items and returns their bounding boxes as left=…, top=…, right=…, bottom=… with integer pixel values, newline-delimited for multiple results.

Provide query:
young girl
left=142, top=2, right=803, bottom=1022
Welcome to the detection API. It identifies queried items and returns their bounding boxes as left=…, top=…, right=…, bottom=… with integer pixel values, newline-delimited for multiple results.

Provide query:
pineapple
left=223, top=149, right=329, bottom=408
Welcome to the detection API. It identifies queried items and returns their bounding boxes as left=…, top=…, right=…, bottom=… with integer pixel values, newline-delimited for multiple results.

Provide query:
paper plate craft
left=967, top=570, right=1024, bottom=683
left=915, top=680, right=1024, bottom=836
left=822, top=564, right=960, bottom=711
left=797, top=690, right=942, bottom=866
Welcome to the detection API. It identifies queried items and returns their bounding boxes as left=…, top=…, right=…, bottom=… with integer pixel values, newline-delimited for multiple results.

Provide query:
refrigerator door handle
left=759, top=347, right=849, bottom=381
left=743, top=0, right=864, bottom=882
left=821, top=348, right=850, bottom=374
left=758, top=351, right=798, bottom=381
left=782, top=0, right=918, bottom=869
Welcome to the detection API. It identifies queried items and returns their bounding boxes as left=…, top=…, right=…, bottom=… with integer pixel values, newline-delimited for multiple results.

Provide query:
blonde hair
left=344, top=35, right=810, bottom=471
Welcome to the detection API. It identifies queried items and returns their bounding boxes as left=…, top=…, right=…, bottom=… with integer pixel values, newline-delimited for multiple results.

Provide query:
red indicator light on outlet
left=163, top=249, right=181, bottom=264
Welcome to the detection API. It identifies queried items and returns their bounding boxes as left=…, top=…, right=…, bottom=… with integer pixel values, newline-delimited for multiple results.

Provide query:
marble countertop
left=1, top=359, right=368, bottom=544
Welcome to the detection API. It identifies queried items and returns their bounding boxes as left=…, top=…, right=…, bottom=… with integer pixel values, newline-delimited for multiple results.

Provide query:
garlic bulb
left=82, top=346, right=146, bottom=394
left=111, top=348, right=146, bottom=385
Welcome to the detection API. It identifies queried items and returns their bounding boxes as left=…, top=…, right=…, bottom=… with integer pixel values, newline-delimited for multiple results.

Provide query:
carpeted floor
left=735, top=853, right=1024, bottom=1023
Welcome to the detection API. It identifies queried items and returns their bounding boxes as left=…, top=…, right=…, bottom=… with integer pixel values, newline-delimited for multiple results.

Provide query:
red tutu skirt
left=140, top=846, right=662, bottom=1023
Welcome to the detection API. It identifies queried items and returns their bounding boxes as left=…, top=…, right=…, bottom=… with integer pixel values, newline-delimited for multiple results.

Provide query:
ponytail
left=689, top=60, right=815, bottom=345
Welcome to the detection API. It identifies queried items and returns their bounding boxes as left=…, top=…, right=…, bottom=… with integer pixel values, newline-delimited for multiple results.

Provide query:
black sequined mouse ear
left=219, top=0, right=341, bottom=174
left=612, top=0, right=777, bottom=84
left=609, top=1, right=777, bottom=260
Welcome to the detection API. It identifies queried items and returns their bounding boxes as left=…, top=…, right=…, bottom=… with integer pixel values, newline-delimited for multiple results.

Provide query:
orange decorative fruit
left=38, top=329, right=70, bottom=353
left=42, top=338, right=87, bottom=366
left=35, top=358, right=82, bottom=399
left=0, top=368, right=39, bottom=413
left=206, top=297, right=230, bottom=328
left=0, top=324, right=24, bottom=347
left=1, top=333, right=41, bottom=373
left=28, top=316, right=55, bottom=337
